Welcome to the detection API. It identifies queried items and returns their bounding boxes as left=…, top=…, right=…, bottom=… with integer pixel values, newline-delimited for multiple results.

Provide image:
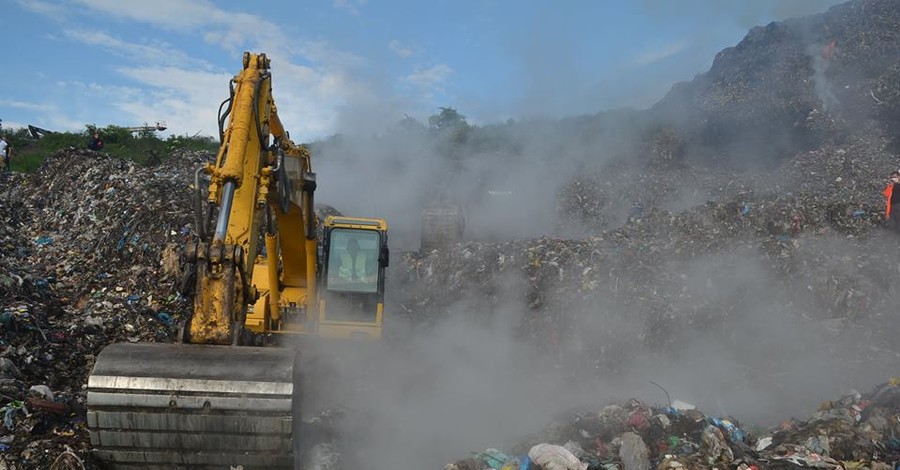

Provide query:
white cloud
left=629, top=41, right=688, bottom=67
left=333, top=0, right=367, bottom=16
left=0, top=99, right=56, bottom=112
left=405, top=64, right=452, bottom=90
left=15, top=0, right=68, bottom=20
left=71, top=0, right=216, bottom=28
left=113, top=67, right=234, bottom=137
left=70, top=0, right=290, bottom=57
left=297, top=41, right=367, bottom=70
left=115, top=62, right=355, bottom=139
left=389, top=40, right=416, bottom=58
left=64, top=29, right=201, bottom=68
left=19, top=0, right=378, bottom=138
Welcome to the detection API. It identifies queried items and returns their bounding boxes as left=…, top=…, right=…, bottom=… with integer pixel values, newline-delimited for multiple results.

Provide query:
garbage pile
left=17, top=149, right=203, bottom=342
left=0, top=149, right=206, bottom=468
left=557, top=132, right=890, bottom=236
left=398, top=127, right=900, bottom=468
left=651, top=0, right=900, bottom=165
left=2, top=4, right=900, bottom=461
left=397, top=130, right=900, bottom=360
left=445, top=379, right=900, bottom=470
left=0, top=139, right=896, bottom=468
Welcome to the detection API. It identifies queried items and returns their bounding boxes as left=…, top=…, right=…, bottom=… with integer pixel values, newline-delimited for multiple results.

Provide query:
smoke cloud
left=293, top=2, right=897, bottom=469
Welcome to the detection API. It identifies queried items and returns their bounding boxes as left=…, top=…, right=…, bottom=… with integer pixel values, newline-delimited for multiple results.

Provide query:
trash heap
left=17, top=149, right=203, bottom=342
left=445, top=380, right=900, bottom=470
left=651, top=0, right=900, bottom=166
left=0, top=149, right=207, bottom=469
left=400, top=130, right=900, bottom=468
left=556, top=133, right=890, bottom=236
left=396, top=131, right=900, bottom=366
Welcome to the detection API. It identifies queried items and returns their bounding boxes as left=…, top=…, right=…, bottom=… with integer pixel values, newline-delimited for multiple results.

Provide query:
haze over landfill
left=1, top=0, right=899, bottom=469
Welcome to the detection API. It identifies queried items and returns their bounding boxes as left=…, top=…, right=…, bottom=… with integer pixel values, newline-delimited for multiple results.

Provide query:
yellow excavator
left=86, top=52, right=389, bottom=469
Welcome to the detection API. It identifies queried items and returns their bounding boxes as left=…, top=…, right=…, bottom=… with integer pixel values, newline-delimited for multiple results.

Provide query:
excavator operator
left=332, top=236, right=378, bottom=290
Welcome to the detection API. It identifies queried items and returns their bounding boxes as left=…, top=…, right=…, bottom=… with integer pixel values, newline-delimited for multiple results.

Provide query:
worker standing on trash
left=883, top=170, right=900, bottom=230
left=88, top=132, right=104, bottom=151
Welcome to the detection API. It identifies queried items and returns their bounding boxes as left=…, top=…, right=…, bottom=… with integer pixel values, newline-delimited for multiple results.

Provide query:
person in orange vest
left=883, top=170, right=900, bottom=230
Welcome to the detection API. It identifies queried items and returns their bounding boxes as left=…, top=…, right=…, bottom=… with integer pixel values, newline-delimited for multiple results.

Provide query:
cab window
left=326, top=229, right=380, bottom=293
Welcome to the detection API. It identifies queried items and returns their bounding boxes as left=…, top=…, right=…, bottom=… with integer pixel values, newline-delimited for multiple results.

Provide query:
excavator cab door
left=318, top=216, right=388, bottom=339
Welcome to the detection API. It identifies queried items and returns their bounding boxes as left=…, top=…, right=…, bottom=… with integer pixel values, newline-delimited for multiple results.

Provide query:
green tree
left=396, top=115, right=426, bottom=135
left=428, top=107, right=468, bottom=131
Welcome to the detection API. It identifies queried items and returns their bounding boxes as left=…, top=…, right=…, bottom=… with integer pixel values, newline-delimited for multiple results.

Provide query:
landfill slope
left=652, top=0, right=900, bottom=167
left=2, top=145, right=897, bottom=468
left=1, top=0, right=900, bottom=469
left=0, top=150, right=205, bottom=469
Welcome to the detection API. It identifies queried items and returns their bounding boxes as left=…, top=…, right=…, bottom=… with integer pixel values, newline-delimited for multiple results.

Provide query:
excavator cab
left=318, top=216, right=389, bottom=339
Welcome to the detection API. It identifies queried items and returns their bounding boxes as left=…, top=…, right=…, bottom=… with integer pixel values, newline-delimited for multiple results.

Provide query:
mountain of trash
left=1, top=144, right=897, bottom=467
left=1, top=0, right=899, bottom=468
left=0, top=150, right=204, bottom=469
left=653, top=0, right=900, bottom=166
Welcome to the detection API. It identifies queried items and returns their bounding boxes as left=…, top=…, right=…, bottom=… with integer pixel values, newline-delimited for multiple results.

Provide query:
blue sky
left=2, top=0, right=845, bottom=140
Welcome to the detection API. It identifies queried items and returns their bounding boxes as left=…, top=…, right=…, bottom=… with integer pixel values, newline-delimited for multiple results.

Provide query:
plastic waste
left=0, top=401, right=28, bottom=429
left=528, top=443, right=587, bottom=470
left=619, top=432, right=650, bottom=470
left=156, top=312, right=174, bottom=325
left=709, top=417, right=745, bottom=442
left=475, top=448, right=511, bottom=468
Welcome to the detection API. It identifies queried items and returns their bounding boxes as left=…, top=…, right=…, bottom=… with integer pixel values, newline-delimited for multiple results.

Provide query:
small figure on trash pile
left=882, top=170, right=900, bottom=231
left=628, top=201, right=644, bottom=223
left=88, top=132, right=104, bottom=151
left=0, top=136, right=9, bottom=174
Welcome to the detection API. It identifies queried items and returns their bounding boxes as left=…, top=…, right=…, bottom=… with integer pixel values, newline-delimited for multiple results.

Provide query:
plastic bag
left=527, top=443, right=587, bottom=470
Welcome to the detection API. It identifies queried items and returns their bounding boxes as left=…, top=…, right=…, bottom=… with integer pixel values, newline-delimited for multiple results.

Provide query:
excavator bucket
left=86, top=342, right=299, bottom=469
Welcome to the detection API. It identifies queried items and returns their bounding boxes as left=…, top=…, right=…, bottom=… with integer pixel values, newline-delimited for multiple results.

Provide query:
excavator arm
left=87, top=52, right=308, bottom=469
left=188, top=51, right=316, bottom=345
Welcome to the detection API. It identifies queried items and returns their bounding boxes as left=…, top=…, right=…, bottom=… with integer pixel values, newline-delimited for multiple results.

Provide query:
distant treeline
left=0, top=124, right=218, bottom=172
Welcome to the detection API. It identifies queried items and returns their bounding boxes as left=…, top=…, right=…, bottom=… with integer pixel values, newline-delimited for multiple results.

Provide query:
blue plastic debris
left=709, top=417, right=745, bottom=443
left=156, top=312, right=174, bottom=325
left=888, top=436, right=900, bottom=451
left=35, top=236, right=53, bottom=246
left=519, top=456, right=531, bottom=470
left=475, top=449, right=511, bottom=469
left=0, top=401, right=27, bottom=429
